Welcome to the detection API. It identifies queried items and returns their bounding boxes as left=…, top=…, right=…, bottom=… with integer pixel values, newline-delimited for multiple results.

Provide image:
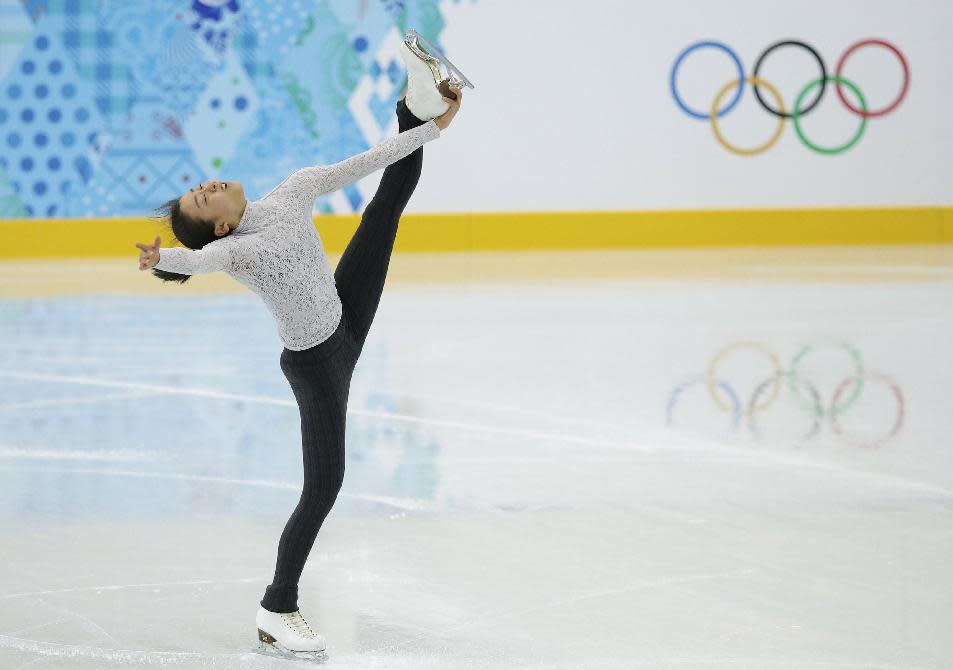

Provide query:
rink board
left=1, top=207, right=952, bottom=259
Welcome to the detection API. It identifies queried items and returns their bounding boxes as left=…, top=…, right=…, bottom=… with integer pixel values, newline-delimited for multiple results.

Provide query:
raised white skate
left=400, top=28, right=475, bottom=121
left=254, top=606, right=327, bottom=661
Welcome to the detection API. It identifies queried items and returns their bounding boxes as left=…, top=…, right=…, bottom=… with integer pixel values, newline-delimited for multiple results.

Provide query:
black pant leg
left=261, top=326, right=356, bottom=613
left=334, top=100, right=429, bottom=352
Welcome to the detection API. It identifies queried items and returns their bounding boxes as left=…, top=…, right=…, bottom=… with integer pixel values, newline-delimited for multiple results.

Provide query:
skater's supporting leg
left=334, top=100, right=429, bottom=352
left=260, top=338, right=355, bottom=613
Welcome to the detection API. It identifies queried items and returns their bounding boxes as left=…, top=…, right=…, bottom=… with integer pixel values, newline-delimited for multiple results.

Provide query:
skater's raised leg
left=333, top=99, right=429, bottom=353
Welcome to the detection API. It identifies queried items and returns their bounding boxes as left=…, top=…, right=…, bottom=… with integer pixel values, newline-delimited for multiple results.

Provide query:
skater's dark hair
left=150, top=197, right=218, bottom=284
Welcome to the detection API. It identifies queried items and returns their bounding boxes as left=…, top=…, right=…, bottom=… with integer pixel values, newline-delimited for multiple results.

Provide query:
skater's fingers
left=136, top=242, right=159, bottom=270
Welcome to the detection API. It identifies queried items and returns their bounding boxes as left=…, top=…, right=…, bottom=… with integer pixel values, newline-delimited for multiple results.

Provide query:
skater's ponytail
left=150, top=198, right=219, bottom=284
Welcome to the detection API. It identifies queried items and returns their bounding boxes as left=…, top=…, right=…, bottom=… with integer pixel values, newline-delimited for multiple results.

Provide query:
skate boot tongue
left=283, top=610, right=316, bottom=638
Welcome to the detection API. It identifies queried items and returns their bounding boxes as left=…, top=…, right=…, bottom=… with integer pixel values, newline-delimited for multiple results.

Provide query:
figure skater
left=135, top=35, right=469, bottom=660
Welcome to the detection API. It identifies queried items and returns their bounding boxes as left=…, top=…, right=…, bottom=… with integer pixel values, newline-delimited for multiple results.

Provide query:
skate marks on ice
left=0, top=632, right=297, bottom=669
left=252, top=637, right=328, bottom=665
left=363, top=568, right=758, bottom=656
left=0, top=367, right=663, bottom=454
left=0, top=577, right=264, bottom=602
left=0, top=631, right=931, bottom=670
left=0, top=568, right=917, bottom=670
left=0, top=463, right=431, bottom=514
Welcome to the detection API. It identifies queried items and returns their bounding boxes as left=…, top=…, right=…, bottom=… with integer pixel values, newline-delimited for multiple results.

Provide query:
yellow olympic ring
left=710, top=76, right=787, bottom=156
left=706, top=341, right=783, bottom=415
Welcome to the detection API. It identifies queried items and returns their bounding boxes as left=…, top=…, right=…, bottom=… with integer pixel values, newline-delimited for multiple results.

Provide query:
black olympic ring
left=752, top=40, right=828, bottom=120
left=747, top=371, right=823, bottom=444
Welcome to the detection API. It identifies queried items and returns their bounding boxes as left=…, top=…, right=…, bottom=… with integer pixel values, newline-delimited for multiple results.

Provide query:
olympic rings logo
left=665, top=340, right=905, bottom=448
left=669, top=39, right=910, bottom=156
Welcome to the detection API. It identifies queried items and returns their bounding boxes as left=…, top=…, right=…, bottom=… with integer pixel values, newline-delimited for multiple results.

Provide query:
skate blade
left=405, top=29, right=475, bottom=89
left=253, top=639, right=328, bottom=664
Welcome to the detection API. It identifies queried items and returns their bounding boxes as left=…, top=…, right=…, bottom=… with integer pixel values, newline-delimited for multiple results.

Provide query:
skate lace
left=281, top=611, right=316, bottom=639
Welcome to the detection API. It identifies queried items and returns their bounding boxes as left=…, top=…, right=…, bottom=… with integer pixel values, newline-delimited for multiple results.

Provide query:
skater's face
left=179, top=179, right=246, bottom=237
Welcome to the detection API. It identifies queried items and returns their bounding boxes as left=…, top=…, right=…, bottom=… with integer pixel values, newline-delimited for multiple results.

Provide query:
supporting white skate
left=252, top=606, right=327, bottom=662
left=400, top=28, right=475, bottom=121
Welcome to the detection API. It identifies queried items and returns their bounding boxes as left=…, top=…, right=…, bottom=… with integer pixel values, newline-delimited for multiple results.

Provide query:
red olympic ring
left=830, top=372, right=905, bottom=449
left=835, top=38, right=911, bottom=118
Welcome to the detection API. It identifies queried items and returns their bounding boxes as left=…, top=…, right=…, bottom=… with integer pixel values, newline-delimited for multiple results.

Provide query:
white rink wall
left=419, top=0, right=953, bottom=212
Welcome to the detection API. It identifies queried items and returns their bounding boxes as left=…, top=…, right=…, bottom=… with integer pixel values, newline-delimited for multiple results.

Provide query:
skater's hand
left=434, top=85, right=463, bottom=130
left=136, top=235, right=162, bottom=270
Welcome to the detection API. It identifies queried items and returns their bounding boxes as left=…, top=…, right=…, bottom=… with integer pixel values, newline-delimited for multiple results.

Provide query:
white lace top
left=155, top=120, right=441, bottom=350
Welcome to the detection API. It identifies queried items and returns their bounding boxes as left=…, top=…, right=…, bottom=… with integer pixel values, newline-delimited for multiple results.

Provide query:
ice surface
left=1, top=260, right=952, bottom=669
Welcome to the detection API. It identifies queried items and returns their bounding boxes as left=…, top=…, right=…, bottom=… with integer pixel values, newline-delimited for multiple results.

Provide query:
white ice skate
left=400, top=28, right=475, bottom=121
left=254, top=606, right=327, bottom=661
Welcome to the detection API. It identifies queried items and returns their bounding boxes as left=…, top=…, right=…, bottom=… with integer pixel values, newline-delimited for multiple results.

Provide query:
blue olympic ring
left=670, top=40, right=746, bottom=120
left=665, top=375, right=742, bottom=433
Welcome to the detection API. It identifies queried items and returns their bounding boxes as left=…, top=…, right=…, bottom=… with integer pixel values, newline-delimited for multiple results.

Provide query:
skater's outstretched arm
left=139, top=183, right=245, bottom=284
left=273, top=121, right=439, bottom=208
left=137, top=235, right=233, bottom=275
left=272, top=87, right=462, bottom=210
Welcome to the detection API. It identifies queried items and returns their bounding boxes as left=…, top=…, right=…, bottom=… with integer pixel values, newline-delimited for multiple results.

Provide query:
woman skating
left=134, top=34, right=468, bottom=660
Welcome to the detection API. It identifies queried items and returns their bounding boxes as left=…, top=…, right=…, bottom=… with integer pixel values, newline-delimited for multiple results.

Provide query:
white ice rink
left=1, top=249, right=952, bottom=669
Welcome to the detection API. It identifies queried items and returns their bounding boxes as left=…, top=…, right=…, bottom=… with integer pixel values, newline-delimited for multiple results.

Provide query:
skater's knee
left=324, top=467, right=345, bottom=501
left=306, top=467, right=344, bottom=509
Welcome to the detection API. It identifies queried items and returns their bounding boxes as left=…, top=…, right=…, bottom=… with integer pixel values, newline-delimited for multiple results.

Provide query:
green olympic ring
left=788, top=340, right=865, bottom=416
left=792, top=76, right=869, bottom=155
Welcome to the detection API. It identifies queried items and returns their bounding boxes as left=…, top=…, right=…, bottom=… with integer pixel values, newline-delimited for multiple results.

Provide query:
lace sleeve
left=273, top=120, right=440, bottom=207
left=154, top=242, right=232, bottom=275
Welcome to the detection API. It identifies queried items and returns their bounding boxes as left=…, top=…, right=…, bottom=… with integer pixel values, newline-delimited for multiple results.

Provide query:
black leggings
left=261, top=100, right=427, bottom=613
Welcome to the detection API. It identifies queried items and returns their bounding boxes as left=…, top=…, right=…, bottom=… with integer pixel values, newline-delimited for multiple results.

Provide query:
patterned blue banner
left=0, top=0, right=475, bottom=218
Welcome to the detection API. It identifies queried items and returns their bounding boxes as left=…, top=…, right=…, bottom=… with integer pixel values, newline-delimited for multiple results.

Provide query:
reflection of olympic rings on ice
left=748, top=371, right=823, bottom=443
left=669, top=38, right=910, bottom=155
left=789, top=340, right=864, bottom=415
left=706, top=341, right=781, bottom=416
left=666, top=340, right=906, bottom=448
left=831, top=372, right=905, bottom=448
left=666, top=375, right=743, bottom=434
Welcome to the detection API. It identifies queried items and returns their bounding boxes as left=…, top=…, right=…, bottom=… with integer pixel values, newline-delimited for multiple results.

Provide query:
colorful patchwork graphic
left=0, top=0, right=477, bottom=218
